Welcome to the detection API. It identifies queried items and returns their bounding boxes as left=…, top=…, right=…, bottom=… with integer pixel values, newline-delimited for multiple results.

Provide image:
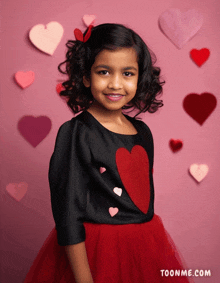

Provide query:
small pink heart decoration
left=18, top=115, right=52, bottom=147
left=189, top=164, right=209, bottom=182
left=6, top=182, right=28, bottom=201
left=113, top=187, right=122, bottom=197
left=29, top=21, right=64, bottom=55
left=99, top=167, right=106, bottom=174
left=169, top=139, right=183, bottom=152
left=109, top=207, right=119, bottom=217
left=158, top=8, right=203, bottom=49
left=83, top=15, right=96, bottom=26
left=15, top=71, right=35, bottom=89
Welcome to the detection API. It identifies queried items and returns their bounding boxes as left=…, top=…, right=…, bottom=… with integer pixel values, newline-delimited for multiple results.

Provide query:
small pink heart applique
left=6, top=182, right=28, bottom=201
left=189, top=164, right=209, bottom=182
left=169, top=139, right=183, bottom=152
left=113, top=187, right=122, bottom=197
left=109, top=207, right=119, bottom=217
left=83, top=15, right=96, bottom=26
left=190, top=48, right=210, bottom=67
left=15, top=71, right=35, bottom=89
left=99, top=167, right=106, bottom=174
left=18, top=115, right=52, bottom=147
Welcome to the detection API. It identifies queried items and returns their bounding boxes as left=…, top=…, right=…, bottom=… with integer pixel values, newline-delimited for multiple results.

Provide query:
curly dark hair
left=58, top=23, right=164, bottom=117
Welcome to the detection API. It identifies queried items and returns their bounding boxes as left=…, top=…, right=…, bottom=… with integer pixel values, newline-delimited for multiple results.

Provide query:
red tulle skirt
left=24, top=214, right=192, bottom=283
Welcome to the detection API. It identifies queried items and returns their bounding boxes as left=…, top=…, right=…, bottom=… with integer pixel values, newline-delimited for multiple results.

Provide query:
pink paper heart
left=6, top=182, right=28, bottom=201
left=15, top=71, right=35, bottom=89
left=99, top=167, right=106, bottom=174
left=18, top=115, right=52, bottom=147
left=83, top=15, right=96, bottom=26
left=109, top=207, right=119, bottom=217
left=189, top=164, right=209, bottom=182
left=29, top=21, right=64, bottom=55
left=113, top=187, right=122, bottom=197
left=159, top=9, right=203, bottom=49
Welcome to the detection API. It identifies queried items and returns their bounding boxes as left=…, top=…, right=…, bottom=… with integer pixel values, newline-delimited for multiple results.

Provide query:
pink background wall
left=1, top=0, right=220, bottom=282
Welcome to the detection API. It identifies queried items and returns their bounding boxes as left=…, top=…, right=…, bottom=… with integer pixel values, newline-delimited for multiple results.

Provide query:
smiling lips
left=105, top=93, right=124, bottom=101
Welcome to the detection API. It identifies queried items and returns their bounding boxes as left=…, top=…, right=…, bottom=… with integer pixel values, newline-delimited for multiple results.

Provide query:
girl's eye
left=98, top=70, right=109, bottom=75
left=124, top=72, right=134, bottom=77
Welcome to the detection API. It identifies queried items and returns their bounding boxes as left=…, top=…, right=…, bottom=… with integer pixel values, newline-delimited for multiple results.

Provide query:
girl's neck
left=87, top=104, right=124, bottom=124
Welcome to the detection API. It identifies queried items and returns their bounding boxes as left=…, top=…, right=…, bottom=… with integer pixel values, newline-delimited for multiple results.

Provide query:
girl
left=24, top=23, right=192, bottom=283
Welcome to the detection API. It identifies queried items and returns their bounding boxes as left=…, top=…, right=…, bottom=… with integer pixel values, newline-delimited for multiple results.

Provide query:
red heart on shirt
left=183, top=92, right=217, bottom=125
left=190, top=48, right=210, bottom=67
left=116, top=145, right=150, bottom=214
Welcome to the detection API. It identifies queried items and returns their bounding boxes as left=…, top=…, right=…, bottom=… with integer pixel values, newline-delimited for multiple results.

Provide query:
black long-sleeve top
left=48, top=111, right=155, bottom=246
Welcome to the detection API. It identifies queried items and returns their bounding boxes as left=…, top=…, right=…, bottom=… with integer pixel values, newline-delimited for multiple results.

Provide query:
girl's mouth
left=105, top=94, right=124, bottom=101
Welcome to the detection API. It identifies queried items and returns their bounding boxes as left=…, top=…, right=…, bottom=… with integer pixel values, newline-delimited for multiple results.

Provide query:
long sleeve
left=48, top=119, right=91, bottom=246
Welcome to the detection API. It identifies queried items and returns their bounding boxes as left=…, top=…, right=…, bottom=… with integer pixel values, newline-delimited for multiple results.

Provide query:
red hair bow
left=74, top=25, right=93, bottom=42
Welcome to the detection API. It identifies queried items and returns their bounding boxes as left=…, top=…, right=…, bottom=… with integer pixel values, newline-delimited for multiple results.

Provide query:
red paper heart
left=116, top=145, right=150, bottom=214
left=56, top=83, right=65, bottom=94
left=183, top=92, right=217, bottom=125
left=190, top=48, right=210, bottom=67
left=18, top=116, right=52, bottom=147
left=169, top=139, right=183, bottom=152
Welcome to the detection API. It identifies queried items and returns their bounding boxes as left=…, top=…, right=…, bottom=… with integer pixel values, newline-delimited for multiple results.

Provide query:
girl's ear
left=83, top=76, right=90, bottom=88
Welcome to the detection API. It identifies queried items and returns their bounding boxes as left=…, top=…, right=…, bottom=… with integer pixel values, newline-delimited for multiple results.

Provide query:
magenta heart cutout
left=18, top=116, right=52, bottom=147
left=159, top=8, right=203, bottom=49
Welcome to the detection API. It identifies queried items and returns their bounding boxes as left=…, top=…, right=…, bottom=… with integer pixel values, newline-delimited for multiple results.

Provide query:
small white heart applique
left=189, top=164, right=209, bottom=182
left=99, top=167, right=106, bottom=174
left=113, top=187, right=122, bottom=197
left=109, top=207, right=119, bottom=217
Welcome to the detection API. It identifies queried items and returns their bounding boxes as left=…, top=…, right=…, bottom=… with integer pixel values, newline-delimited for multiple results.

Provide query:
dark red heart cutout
left=183, top=92, right=217, bottom=125
left=18, top=116, right=52, bottom=147
left=116, top=145, right=150, bottom=214
left=169, top=139, right=183, bottom=152
left=190, top=48, right=210, bottom=67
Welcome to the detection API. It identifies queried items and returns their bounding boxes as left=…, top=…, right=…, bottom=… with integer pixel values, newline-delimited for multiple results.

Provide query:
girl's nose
left=108, top=74, right=123, bottom=90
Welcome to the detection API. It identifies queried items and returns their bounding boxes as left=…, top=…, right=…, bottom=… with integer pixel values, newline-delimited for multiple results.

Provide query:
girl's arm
left=64, top=242, right=94, bottom=283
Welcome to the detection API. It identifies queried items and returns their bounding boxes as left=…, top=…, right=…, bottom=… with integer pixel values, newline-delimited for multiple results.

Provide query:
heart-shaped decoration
left=18, top=115, right=52, bottom=147
left=56, top=83, right=65, bottom=94
left=158, top=8, right=203, bottom=49
left=183, top=92, right=217, bottom=125
left=116, top=145, right=150, bottom=214
left=15, top=71, right=35, bottom=89
left=29, top=21, right=64, bottom=55
left=109, top=207, right=119, bottom=217
left=6, top=182, right=28, bottom=201
left=190, top=48, right=210, bottom=67
left=113, top=187, right=122, bottom=197
left=169, top=139, right=183, bottom=152
left=99, top=167, right=106, bottom=174
left=189, top=164, right=209, bottom=182
left=83, top=15, right=96, bottom=26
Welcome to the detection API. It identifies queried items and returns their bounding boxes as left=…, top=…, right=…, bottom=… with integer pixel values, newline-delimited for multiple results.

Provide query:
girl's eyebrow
left=94, top=65, right=138, bottom=71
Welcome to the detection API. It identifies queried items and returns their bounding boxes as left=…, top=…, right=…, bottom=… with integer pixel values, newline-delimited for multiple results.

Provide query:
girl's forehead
left=93, top=47, right=138, bottom=67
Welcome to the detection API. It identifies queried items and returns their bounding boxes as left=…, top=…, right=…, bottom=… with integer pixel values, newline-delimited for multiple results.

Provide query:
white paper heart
left=189, top=164, right=209, bottom=182
left=158, top=9, right=203, bottom=49
left=29, top=21, right=64, bottom=55
left=113, top=187, right=122, bottom=197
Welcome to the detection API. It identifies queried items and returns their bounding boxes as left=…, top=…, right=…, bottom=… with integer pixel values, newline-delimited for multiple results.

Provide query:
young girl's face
left=83, top=47, right=139, bottom=112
